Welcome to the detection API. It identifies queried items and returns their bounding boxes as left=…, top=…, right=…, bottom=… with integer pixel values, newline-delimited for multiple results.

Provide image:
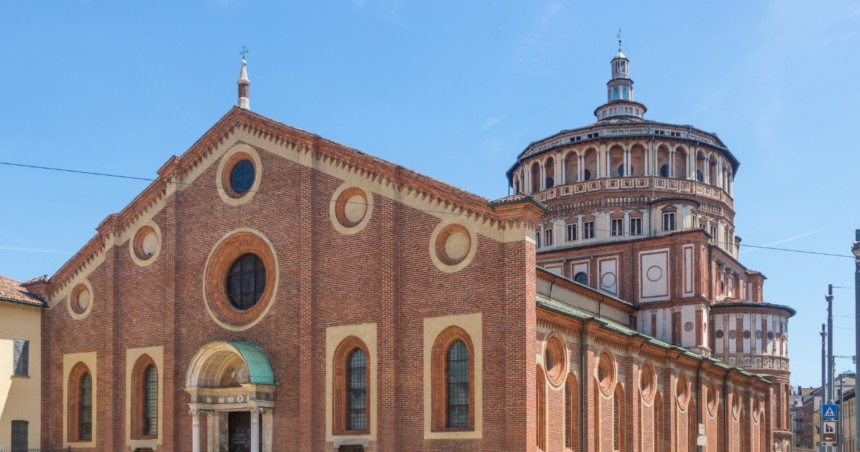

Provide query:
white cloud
left=482, top=115, right=507, bottom=130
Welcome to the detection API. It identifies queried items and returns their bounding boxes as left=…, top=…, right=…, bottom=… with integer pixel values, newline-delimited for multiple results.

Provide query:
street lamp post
left=850, top=229, right=860, bottom=452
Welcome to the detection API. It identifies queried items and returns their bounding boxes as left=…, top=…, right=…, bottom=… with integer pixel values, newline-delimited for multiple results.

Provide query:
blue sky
left=1, top=0, right=858, bottom=388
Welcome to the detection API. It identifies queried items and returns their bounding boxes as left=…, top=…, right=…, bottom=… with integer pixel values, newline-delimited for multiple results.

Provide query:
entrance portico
left=185, top=341, right=278, bottom=452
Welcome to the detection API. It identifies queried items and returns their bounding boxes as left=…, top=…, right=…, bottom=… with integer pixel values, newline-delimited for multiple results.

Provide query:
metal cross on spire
left=617, top=29, right=622, bottom=51
left=240, top=46, right=249, bottom=60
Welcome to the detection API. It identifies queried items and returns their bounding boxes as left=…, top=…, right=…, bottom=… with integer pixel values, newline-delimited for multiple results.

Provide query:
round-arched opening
left=71, top=284, right=90, bottom=314
left=707, top=380, right=719, bottom=416
left=435, top=224, right=472, bottom=267
left=334, top=187, right=369, bottom=228
left=133, top=226, right=159, bottom=260
left=574, top=272, right=588, bottom=285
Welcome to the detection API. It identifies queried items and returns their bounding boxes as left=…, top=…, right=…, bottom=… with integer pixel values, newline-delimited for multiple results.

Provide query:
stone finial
left=238, top=58, right=250, bottom=110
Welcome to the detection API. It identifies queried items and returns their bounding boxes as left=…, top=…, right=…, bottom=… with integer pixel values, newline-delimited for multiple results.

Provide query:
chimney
left=238, top=59, right=250, bottom=110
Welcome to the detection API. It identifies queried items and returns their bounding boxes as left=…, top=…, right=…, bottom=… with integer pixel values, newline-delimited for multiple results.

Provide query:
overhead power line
left=0, top=160, right=854, bottom=259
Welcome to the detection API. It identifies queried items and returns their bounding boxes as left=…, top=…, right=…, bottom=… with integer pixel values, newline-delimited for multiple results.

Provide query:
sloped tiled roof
left=0, top=275, right=47, bottom=307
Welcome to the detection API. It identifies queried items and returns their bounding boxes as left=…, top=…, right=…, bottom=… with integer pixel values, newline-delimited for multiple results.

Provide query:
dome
left=613, top=50, right=627, bottom=60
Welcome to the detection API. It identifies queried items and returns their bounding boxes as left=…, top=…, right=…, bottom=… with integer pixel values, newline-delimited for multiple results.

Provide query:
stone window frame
left=333, top=336, right=371, bottom=436
left=68, top=362, right=93, bottom=443
left=431, top=326, right=475, bottom=432
left=131, top=354, right=158, bottom=440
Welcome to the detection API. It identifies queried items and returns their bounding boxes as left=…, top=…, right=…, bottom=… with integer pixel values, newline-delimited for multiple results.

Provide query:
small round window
left=231, top=160, right=255, bottom=194
left=226, top=253, right=266, bottom=310
left=574, top=272, right=588, bottom=285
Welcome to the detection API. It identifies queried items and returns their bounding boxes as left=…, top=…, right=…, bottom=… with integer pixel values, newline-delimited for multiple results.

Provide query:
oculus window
left=230, top=160, right=256, bottom=194
left=226, top=254, right=266, bottom=310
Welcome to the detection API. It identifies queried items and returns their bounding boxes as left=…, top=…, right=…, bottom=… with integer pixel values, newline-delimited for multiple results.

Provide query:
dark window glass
left=347, top=349, right=367, bottom=431
left=611, top=219, right=623, bottom=236
left=447, top=340, right=469, bottom=428
left=545, top=349, right=553, bottom=372
left=567, top=225, right=577, bottom=241
left=574, top=272, right=588, bottom=285
left=584, top=222, right=595, bottom=239
left=13, top=339, right=28, bottom=376
left=660, top=164, right=670, bottom=177
left=546, top=177, right=554, bottom=189
left=12, top=420, right=28, bottom=451
left=664, top=213, right=675, bottom=231
left=583, top=169, right=591, bottom=181
left=226, top=254, right=266, bottom=310
left=230, top=160, right=255, bottom=194
left=144, top=365, right=158, bottom=436
left=696, top=170, right=704, bottom=182
left=81, top=373, right=93, bottom=441
left=630, top=218, right=642, bottom=236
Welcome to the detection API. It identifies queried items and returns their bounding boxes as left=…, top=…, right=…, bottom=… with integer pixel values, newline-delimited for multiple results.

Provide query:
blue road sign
left=822, top=404, right=839, bottom=419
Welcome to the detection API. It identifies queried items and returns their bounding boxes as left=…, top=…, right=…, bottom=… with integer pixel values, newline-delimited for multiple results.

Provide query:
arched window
left=614, top=385, right=624, bottom=452
left=131, top=355, right=158, bottom=439
left=660, top=164, right=670, bottom=177
left=537, top=366, right=546, bottom=450
left=431, top=326, right=475, bottom=432
left=574, top=272, right=588, bottom=285
left=583, top=169, right=591, bottom=181
left=348, top=349, right=368, bottom=431
left=80, top=373, right=93, bottom=440
left=447, top=341, right=469, bottom=428
left=654, top=392, right=663, bottom=452
left=333, top=336, right=371, bottom=435
left=68, top=362, right=93, bottom=443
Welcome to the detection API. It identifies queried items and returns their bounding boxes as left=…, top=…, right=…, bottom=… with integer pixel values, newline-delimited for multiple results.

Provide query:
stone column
left=579, top=155, right=584, bottom=181
left=262, top=408, right=273, bottom=452
left=540, top=164, right=545, bottom=191
left=561, top=155, right=566, bottom=184
left=623, top=149, right=628, bottom=176
left=641, top=209, right=649, bottom=237
left=686, top=151, right=691, bottom=179
left=596, top=147, right=603, bottom=178
left=577, top=215, right=583, bottom=245
left=669, top=150, right=675, bottom=177
left=191, top=409, right=201, bottom=452
left=556, top=151, right=562, bottom=184
left=605, top=151, right=611, bottom=178
left=623, top=210, right=630, bottom=240
left=704, top=155, right=710, bottom=184
left=538, top=223, right=544, bottom=249
left=206, top=411, right=218, bottom=452
left=250, top=407, right=261, bottom=452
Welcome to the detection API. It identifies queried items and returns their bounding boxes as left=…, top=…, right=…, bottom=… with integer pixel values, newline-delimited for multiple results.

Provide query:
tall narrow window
left=611, top=219, right=623, bottom=237
left=12, top=420, right=28, bottom=451
left=614, top=386, right=624, bottom=452
left=447, top=340, right=469, bottom=428
left=630, top=218, right=642, bottom=236
left=655, top=392, right=663, bottom=452
left=613, top=87, right=619, bottom=100
left=567, top=224, right=577, bottom=242
left=584, top=222, right=595, bottom=239
left=663, top=213, right=675, bottom=231
left=536, top=234, right=541, bottom=248
left=537, top=366, right=546, bottom=450
left=622, top=87, right=628, bottom=100
left=545, top=228, right=553, bottom=247
left=13, top=339, right=29, bottom=377
left=348, top=349, right=367, bottom=431
left=80, top=373, right=93, bottom=441
left=565, top=379, right=572, bottom=448
left=144, top=366, right=158, bottom=436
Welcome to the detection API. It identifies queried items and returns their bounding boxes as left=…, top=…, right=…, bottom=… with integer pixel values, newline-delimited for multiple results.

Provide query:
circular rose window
left=743, top=330, right=751, bottom=339
left=598, top=350, right=617, bottom=396
left=544, top=332, right=567, bottom=387
left=71, top=284, right=91, bottom=314
left=684, top=322, right=694, bottom=332
left=707, top=380, right=719, bottom=416
left=435, top=224, right=472, bottom=266
left=640, top=361, right=656, bottom=403
left=755, top=331, right=762, bottom=339
left=676, top=371, right=691, bottom=410
left=728, top=330, right=737, bottom=339
left=716, top=330, right=724, bottom=339
left=204, top=231, right=277, bottom=329
left=334, top=187, right=368, bottom=228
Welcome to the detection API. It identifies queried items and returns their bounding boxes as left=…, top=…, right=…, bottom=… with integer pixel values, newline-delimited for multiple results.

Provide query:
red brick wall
left=41, top=142, right=537, bottom=451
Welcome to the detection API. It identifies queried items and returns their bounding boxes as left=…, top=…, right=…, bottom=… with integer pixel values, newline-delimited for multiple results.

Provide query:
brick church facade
left=29, top=44, right=792, bottom=452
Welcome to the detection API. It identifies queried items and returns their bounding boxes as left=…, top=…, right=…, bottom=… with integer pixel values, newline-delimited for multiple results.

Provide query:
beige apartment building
left=0, top=276, right=45, bottom=450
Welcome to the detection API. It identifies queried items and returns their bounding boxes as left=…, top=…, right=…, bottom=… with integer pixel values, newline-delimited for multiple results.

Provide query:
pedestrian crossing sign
left=823, top=404, right=838, bottom=419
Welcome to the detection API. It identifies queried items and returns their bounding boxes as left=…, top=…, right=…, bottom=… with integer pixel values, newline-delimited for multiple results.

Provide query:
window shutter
left=13, top=340, right=29, bottom=376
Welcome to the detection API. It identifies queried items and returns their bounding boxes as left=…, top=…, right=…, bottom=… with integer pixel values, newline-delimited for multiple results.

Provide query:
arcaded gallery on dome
left=29, top=43, right=794, bottom=452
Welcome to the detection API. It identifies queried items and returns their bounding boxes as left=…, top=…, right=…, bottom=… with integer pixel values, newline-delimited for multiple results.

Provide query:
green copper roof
left=202, top=341, right=277, bottom=386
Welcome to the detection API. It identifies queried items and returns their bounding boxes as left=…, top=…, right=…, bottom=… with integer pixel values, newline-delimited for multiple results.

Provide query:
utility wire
left=1, top=160, right=854, bottom=259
